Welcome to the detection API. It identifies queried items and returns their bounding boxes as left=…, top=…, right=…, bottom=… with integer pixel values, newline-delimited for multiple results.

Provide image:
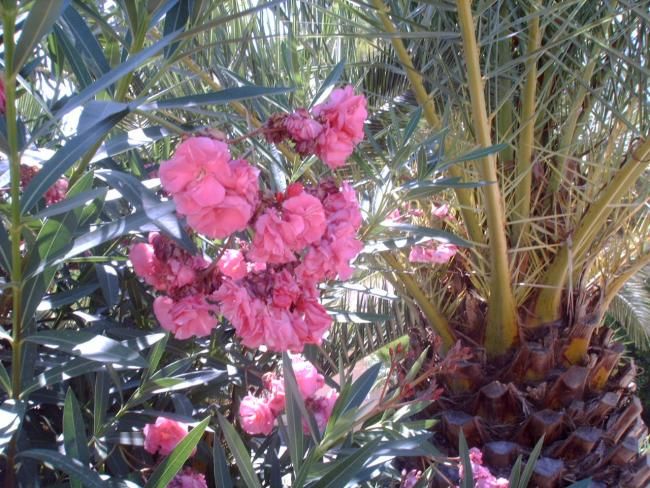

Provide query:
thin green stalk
left=512, top=12, right=542, bottom=244
left=456, top=0, right=518, bottom=356
left=534, top=138, right=650, bottom=325
left=4, top=2, right=22, bottom=484
left=370, top=0, right=483, bottom=246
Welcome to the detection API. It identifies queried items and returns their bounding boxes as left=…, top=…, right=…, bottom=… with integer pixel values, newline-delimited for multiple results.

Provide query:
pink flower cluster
left=143, top=417, right=190, bottom=456
left=239, top=356, right=338, bottom=436
left=457, top=448, right=509, bottom=488
left=266, top=86, right=367, bottom=169
left=129, top=233, right=218, bottom=339
left=159, top=137, right=259, bottom=239
left=130, top=87, right=367, bottom=352
left=167, top=468, right=207, bottom=488
left=17, top=164, right=69, bottom=206
left=408, top=242, right=458, bottom=264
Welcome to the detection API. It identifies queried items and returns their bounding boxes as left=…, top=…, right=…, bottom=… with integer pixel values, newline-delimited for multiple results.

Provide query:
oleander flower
left=167, top=468, right=208, bottom=488
left=239, top=395, right=275, bottom=436
left=153, top=294, right=219, bottom=340
left=408, top=242, right=458, bottom=264
left=143, top=417, right=189, bottom=456
left=292, top=356, right=325, bottom=399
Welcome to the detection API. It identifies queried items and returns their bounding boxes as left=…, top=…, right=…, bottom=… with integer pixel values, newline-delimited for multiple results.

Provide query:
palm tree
left=340, top=0, right=650, bottom=485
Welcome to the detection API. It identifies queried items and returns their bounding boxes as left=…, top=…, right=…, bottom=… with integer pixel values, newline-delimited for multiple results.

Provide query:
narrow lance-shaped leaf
left=63, top=388, right=90, bottom=488
left=17, top=449, right=105, bottom=487
left=13, top=0, right=69, bottom=73
left=139, top=86, right=293, bottom=111
left=145, top=416, right=210, bottom=488
left=217, top=413, right=262, bottom=488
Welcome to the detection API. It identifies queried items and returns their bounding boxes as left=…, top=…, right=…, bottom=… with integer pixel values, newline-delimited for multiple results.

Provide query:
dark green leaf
left=145, top=416, right=210, bottom=488
left=163, top=0, right=191, bottom=58
left=37, top=283, right=99, bottom=312
left=283, top=353, right=321, bottom=444
left=0, top=219, right=11, bottom=273
left=60, top=5, right=111, bottom=80
left=217, top=413, right=262, bottom=488
left=312, top=438, right=381, bottom=488
left=63, top=388, right=90, bottom=488
left=0, top=363, right=11, bottom=395
left=18, top=449, right=105, bottom=487
left=93, top=372, right=110, bottom=435
left=92, top=126, right=171, bottom=163
left=21, top=110, right=128, bottom=214
left=339, top=362, right=380, bottom=414
left=0, top=400, right=25, bottom=454
left=140, top=86, right=292, bottom=111
left=213, top=438, right=234, bottom=488
left=518, top=436, right=544, bottom=488
left=403, top=107, right=423, bottom=145
left=459, top=432, right=473, bottom=488
left=53, top=24, right=93, bottom=88
left=509, top=455, right=522, bottom=488
left=310, top=60, right=346, bottom=107
left=96, top=264, right=120, bottom=308
left=34, top=188, right=108, bottom=219
left=24, top=330, right=148, bottom=367
left=13, top=0, right=68, bottom=73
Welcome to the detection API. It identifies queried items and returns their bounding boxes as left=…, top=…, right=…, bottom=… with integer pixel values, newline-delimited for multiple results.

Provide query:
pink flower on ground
left=143, top=417, right=189, bottom=456
left=291, top=356, right=325, bottom=399
left=153, top=294, right=219, bottom=340
left=263, top=373, right=286, bottom=415
left=409, top=242, right=458, bottom=264
left=44, top=178, right=69, bottom=205
left=239, top=395, right=275, bottom=435
left=167, top=468, right=208, bottom=488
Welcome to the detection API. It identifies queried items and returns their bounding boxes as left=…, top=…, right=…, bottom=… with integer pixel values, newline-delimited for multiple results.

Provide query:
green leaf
left=18, top=449, right=105, bottom=487
left=145, top=416, right=210, bottom=488
left=311, top=438, right=381, bottom=488
left=22, top=333, right=165, bottom=397
left=93, top=372, right=109, bottom=436
left=518, top=436, right=544, bottom=488
left=21, top=110, right=128, bottom=214
left=55, top=29, right=182, bottom=119
left=63, top=388, right=90, bottom=488
left=24, top=330, right=148, bottom=367
left=92, top=126, right=171, bottom=163
left=284, top=386, right=305, bottom=473
left=459, top=432, right=473, bottom=488
left=362, top=235, right=444, bottom=254
left=217, top=413, right=262, bottom=488
left=13, top=0, right=68, bottom=73
left=33, top=188, right=109, bottom=219
left=53, top=24, right=93, bottom=88
left=310, top=59, right=346, bottom=107
left=0, top=362, right=11, bottom=395
left=36, top=283, right=99, bottom=312
left=0, top=219, right=11, bottom=273
left=96, top=264, right=120, bottom=308
left=339, top=362, right=380, bottom=414
left=140, top=86, right=292, bottom=111
left=508, top=455, right=522, bottom=488
left=60, top=5, right=111, bottom=80
left=163, top=0, right=191, bottom=58
left=0, top=400, right=25, bottom=454
left=283, top=353, right=321, bottom=444
left=213, top=437, right=234, bottom=488
left=380, top=223, right=471, bottom=247
left=403, top=107, right=423, bottom=145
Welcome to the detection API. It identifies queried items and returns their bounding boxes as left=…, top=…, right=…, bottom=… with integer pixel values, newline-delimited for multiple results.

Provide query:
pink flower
left=239, top=395, right=275, bottom=435
left=44, top=178, right=69, bottom=206
left=217, top=249, right=248, bottom=280
left=214, top=281, right=265, bottom=349
left=292, top=356, right=325, bottom=399
left=282, top=192, right=326, bottom=248
left=260, top=306, right=303, bottom=352
left=457, top=448, right=510, bottom=488
left=272, top=269, right=301, bottom=308
left=294, top=296, right=332, bottom=345
left=432, top=203, right=450, bottom=220
left=408, top=242, right=458, bottom=264
left=167, top=468, right=208, bottom=488
left=305, top=385, right=338, bottom=432
left=159, top=138, right=259, bottom=239
left=153, top=294, right=219, bottom=340
left=313, top=86, right=367, bottom=144
left=248, top=209, right=297, bottom=264
left=130, top=242, right=165, bottom=289
left=314, top=128, right=355, bottom=169
left=143, top=417, right=189, bottom=456
left=285, top=109, right=324, bottom=143
left=263, top=373, right=286, bottom=415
